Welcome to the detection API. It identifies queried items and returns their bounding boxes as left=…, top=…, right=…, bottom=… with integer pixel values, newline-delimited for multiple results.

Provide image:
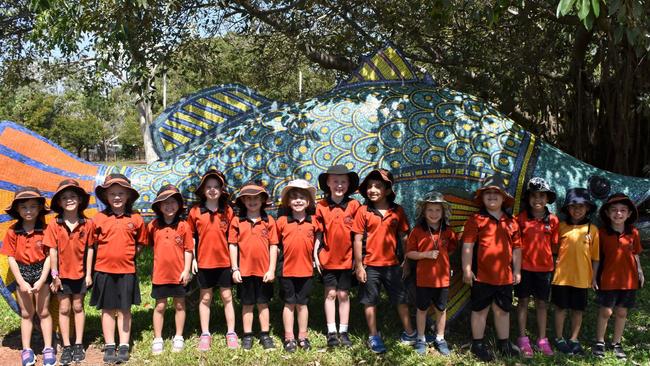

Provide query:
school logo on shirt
left=261, top=228, right=269, bottom=239
left=344, top=216, right=353, bottom=225
left=78, top=230, right=85, bottom=238
left=36, top=240, right=43, bottom=248
left=175, top=236, right=183, bottom=247
left=127, top=222, right=135, bottom=230
left=220, top=220, right=228, bottom=230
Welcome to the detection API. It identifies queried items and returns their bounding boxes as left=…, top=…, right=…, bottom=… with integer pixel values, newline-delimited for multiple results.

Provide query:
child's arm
left=263, top=244, right=278, bottom=283
left=353, top=233, right=366, bottom=283
left=461, top=242, right=476, bottom=286
left=229, top=244, right=242, bottom=283
left=399, top=231, right=412, bottom=279
left=49, top=247, right=62, bottom=291
left=635, top=254, right=644, bottom=288
left=591, top=260, right=600, bottom=290
left=85, top=246, right=94, bottom=287
left=512, top=247, right=522, bottom=285
left=7, top=257, right=32, bottom=293
left=180, top=251, right=193, bottom=286
left=191, top=237, right=199, bottom=275
left=313, top=237, right=322, bottom=274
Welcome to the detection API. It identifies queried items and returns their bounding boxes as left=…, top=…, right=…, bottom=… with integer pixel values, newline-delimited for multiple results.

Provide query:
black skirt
left=151, top=284, right=189, bottom=299
left=90, top=272, right=141, bottom=310
left=58, top=277, right=88, bottom=295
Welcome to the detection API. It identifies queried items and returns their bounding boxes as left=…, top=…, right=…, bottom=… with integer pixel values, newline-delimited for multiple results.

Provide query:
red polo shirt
left=91, top=210, right=147, bottom=274
left=598, top=227, right=643, bottom=290
left=147, top=219, right=194, bottom=285
left=276, top=215, right=317, bottom=277
left=228, top=214, right=279, bottom=277
left=406, top=224, right=457, bottom=288
left=187, top=204, right=234, bottom=269
left=314, top=197, right=360, bottom=270
left=43, top=217, right=94, bottom=280
left=1, top=223, right=48, bottom=265
left=516, top=210, right=559, bottom=272
left=352, top=203, right=410, bottom=267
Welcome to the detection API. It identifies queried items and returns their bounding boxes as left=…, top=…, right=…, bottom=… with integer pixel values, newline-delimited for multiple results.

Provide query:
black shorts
left=58, top=278, right=88, bottom=296
left=416, top=286, right=449, bottom=311
left=514, top=270, right=552, bottom=301
left=197, top=267, right=232, bottom=289
left=280, top=277, right=314, bottom=305
left=471, top=282, right=513, bottom=312
left=359, top=265, right=408, bottom=306
left=551, top=285, right=588, bottom=311
left=151, top=284, right=189, bottom=299
left=595, top=289, right=637, bottom=309
left=238, top=276, right=273, bottom=305
left=90, top=272, right=141, bottom=310
left=321, top=269, right=354, bottom=291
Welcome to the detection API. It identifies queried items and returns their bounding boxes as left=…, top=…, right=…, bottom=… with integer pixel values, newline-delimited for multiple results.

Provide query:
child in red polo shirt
left=276, top=179, right=318, bottom=353
left=514, top=177, right=559, bottom=358
left=147, top=185, right=193, bottom=355
left=90, top=174, right=147, bottom=363
left=406, top=191, right=457, bottom=356
left=313, top=165, right=360, bottom=347
left=592, top=193, right=644, bottom=359
left=352, top=169, right=414, bottom=354
left=44, top=179, right=94, bottom=365
left=228, top=181, right=279, bottom=350
left=461, top=174, right=522, bottom=362
left=1, top=187, right=56, bottom=366
left=187, top=170, right=238, bottom=350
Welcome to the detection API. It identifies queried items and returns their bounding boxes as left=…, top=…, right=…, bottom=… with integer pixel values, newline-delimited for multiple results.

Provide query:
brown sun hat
left=94, top=173, right=140, bottom=206
left=5, top=186, right=50, bottom=219
left=280, top=179, right=317, bottom=208
left=416, top=191, right=452, bottom=225
left=235, top=181, right=270, bottom=204
left=151, top=184, right=184, bottom=216
left=474, top=174, right=515, bottom=208
left=51, top=179, right=91, bottom=214
left=318, top=165, right=360, bottom=196
left=196, top=169, right=229, bottom=200
left=359, top=169, right=396, bottom=202
left=599, top=192, right=638, bottom=226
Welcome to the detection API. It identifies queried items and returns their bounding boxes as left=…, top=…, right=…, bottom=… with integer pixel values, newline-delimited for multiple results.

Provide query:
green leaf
left=557, top=0, right=576, bottom=17
left=578, top=0, right=590, bottom=20
left=583, top=12, right=594, bottom=30
left=591, top=0, right=600, bottom=17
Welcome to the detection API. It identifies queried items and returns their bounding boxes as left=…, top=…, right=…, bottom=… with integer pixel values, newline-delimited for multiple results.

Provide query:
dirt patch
left=0, top=330, right=105, bottom=365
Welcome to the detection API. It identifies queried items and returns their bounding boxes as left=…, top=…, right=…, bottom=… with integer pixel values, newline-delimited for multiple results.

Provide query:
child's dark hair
left=153, top=195, right=185, bottom=225
left=14, top=200, right=48, bottom=230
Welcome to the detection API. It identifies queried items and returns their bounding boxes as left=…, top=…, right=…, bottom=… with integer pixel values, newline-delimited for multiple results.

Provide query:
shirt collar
left=327, top=196, right=350, bottom=209
left=14, top=220, right=45, bottom=234
left=525, top=207, right=550, bottom=223
left=199, top=203, right=225, bottom=214
left=241, top=214, right=270, bottom=223
left=286, top=213, right=312, bottom=223
left=56, top=216, right=87, bottom=225
left=157, top=216, right=181, bottom=228
left=367, top=202, right=398, bottom=217
left=478, top=207, right=512, bottom=221
left=103, top=208, right=132, bottom=217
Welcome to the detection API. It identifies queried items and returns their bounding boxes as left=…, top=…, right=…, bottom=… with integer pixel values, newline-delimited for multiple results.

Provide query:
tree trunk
left=136, top=98, right=159, bottom=163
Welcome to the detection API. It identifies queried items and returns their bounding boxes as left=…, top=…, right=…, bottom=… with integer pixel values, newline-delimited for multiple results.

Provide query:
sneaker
left=151, top=338, right=164, bottom=355
left=59, top=345, right=73, bottom=365
left=339, top=332, right=352, bottom=347
left=497, top=340, right=521, bottom=358
left=592, top=341, right=605, bottom=358
left=612, top=342, right=626, bottom=359
left=283, top=339, right=297, bottom=353
left=260, top=334, right=276, bottom=350
left=298, top=338, right=311, bottom=351
left=103, top=345, right=117, bottom=364
left=242, top=334, right=254, bottom=350
left=434, top=338, right=451, bottom=356
left=536, top=337, right=554, bottom=356
left=399, top=331, right=417, bottom=345
left=368, top=334, right=387, bottom=354
left=116, top=344, right=130, bottom=363
left=20, top=349, right=35, bottom=366
left=414, top=339, right=427, bottom=355
left=567, top=339, right=584, bottom=355
left=517, top=336, right=534, bottom=358
left=554, top=337, right=572, bottom=354
left=172, top=336, right=184, bottom=353
left=198, top=333, right=211, bottom=352
left=327, top=332, right=340, bottom=347
left=42, top=347, right=56, bottom=366
left=226, top=332, right=239, bottom=349
left=72, top=344, right=86, bottom=362
left=470, top=340, right=494, bottom=362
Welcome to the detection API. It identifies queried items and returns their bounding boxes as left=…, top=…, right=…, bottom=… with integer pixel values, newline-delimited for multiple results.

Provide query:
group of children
left=0, top=166, right=644, bottom=365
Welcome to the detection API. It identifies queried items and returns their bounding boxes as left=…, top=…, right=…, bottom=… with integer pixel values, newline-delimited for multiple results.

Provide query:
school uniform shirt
left=597, top=226, right=642, bottom=290
left=406, top=223, right=458, bottom=288
left=516, top=210, right=559, bottom=272
left=91, top=210, right=147, bottom=274
left=1, top=223, right=47, bottom=265
left=352, top=203, right=410, bottom=267
left=276, top=214, right=317, bottom=277
left=187, top=204, right=234, bottom=269
left=461, top=209, right=522, bottom=285
left=43, top=217, right=95, bottom=280
left=147, top=218, right=194, bottom=285
left=314, top=197, right=360, bottom=270
left=552, top=222, right=599, bottom=289
left=228, top=215, right=279, bottom=277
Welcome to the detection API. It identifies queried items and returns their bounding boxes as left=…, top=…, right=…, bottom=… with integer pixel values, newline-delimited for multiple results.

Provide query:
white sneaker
left=172, top=336, right=185, bottom=353
left=151, top=338, right=164, bottom=355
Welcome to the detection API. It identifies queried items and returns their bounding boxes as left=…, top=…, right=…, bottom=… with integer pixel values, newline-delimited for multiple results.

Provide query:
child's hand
left=463, top=270, right=475, bottom=286
left=592, top=278, right=599, bottom=290
left=401, top=260, right=411, bottom=279
left=356, top=265, right=367, bottom=283
left=314, top=255, right=322, bottom=275
left=263, top=271, right=275, bottom=283
left=32, top=279, right=44, bottom=292
left=431, top=250, right=439, bottom=259
left=18, top=280, right=32, bottom=294
left=639, top=271, right=645, bottom=288
left=179, top=270, right=191, bottom=286
left=51, top=277, right=63, bottom=292
left=513, top=271, right=521, bottom=285
left=191, top=259, right=198, bottom=275
left=85, top=275, right=93, bottom=288
left=232, top=269, right=243, bottom=284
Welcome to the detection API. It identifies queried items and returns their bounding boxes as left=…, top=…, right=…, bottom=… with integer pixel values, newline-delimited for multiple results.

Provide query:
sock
left=407, top=330, right=417, bottom=337
left=153, top=337, right=163, bottom=342
left=284, top=332, right=295, bottom=341
left=298, top=331, right=309, bottom=339
left=436, top=335, right=444, bottom=341
left=327, top=323, right=337, bottom=333
left=339, top=324, right=348, bottom=333
left=201, top=332, right=210, bottom=336
left=418, top=335, right=426, bottom=342
left=118, top=343, right=129, bottom=348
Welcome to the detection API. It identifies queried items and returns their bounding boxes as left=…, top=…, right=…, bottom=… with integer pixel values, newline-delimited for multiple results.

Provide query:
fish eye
left=588, top=175, right=610, bottom=199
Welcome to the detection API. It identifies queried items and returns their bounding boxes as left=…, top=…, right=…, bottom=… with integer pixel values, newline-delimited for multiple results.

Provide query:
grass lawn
left=2, top=249, right=650, bottom=365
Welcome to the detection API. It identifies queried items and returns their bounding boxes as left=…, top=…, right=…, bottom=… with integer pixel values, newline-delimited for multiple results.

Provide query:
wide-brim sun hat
left=524, top=177, right=557, bottom=204
left=599, top=192, right=638, bottom=225
left=5, top=186, right=50, bottom=219
left=359, top=169, right=396, bottom=202
left=280, top=179, right=317, bottom=205
left=94, top=173, right=139, bottom=206
left=235, top=182, right=270, bottom=204
left=318, top=165, right=359, bottom=196
left=51, top=179, right=91, bottom=214
left=196, top=169, right=229, bottom=201
left=151, top=184, right=184, bottom=216
left=416, top=191, right=452, bottom=225
left=561, top=187, right=597, bottom=215
left=474, top=174, right=515, bottom=208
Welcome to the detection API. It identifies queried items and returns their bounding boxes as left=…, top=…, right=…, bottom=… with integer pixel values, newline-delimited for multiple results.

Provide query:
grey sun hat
left=525, top=177, right=557, bottom=204
left=416, top=191, right=452, bottom=225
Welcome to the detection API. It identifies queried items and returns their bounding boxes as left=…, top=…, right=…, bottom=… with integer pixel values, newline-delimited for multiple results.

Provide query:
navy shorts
left=358, top=265, right=408, bottom=306
left=595, top=289, right=636, bottom=309
left=551, top=285, right=588, bottom=311
left=238, top=276, right=273, bottom=305
left=514, top=270, right=552, bottom=301
left=58, top=277, right=88, bottom=296
left=280, top=277, right=314, bottom=305
left=151, top=284, right=189, bottom=299
left=321, top=269, right=354, bottom=291
left=415, top=286, right=449, bottom=311
left=197, top=267, right=232, bottom=289
left=471, top=282, right=513, bottom=312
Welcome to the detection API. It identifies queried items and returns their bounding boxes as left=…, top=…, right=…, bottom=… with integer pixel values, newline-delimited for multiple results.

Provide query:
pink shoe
left=517, top=336, right=534, bottom=358
left=536, top=337, right=554, bottom=356
left=226, top=332, right=239, bottom=349
left=198, top=333, right=211, bottom=352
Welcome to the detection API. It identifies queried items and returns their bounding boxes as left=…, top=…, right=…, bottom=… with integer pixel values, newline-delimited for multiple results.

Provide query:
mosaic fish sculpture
left=2, top=45, right=650, bottom=317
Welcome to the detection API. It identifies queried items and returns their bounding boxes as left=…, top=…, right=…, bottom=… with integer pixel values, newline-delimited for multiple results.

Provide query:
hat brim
left=5, top=196, right=49, bottom=219
left=152, top=191, right=184, bottom=215
left=525, top=189, right=557, bottom=204
left=196, top=171, right=227, bottom=198
left=95, top=182, right=140, bottom=206
left=415, top=199, right=452, bottom=225
left=318, top=171, right=359, bottom=196
left=474, top=186, right=515, bottom=208
left=561, top=199, right=597, bottom=215
left=359, top=170, right=396, bottom=201
left=599, top=197, right=638, bottom=224
left=281, top=185, right=317, bottom=204
left=51, top=185, right=91, bottom=214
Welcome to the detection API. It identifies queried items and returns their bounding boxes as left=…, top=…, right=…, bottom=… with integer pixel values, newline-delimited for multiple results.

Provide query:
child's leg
left=219, top=287, right=236, bottom=333
left=516, top=297, right=529, bottom=337
left=554, top=307, right=567, bottom=339
left=58, top=295, right=73, bottom=346
left=173, top=297, right=186, bottom=337
left=15, top=289, right=35, bottom=350
left=116, top=309, right=132, bottom=345
left=297, top=304, right=309, bottom=339
left=596, top=306, right=612, bottom=342
left=153, top=299, right=167, bottom=339
left=324, top=286, right=337, bottom=331
left=337, top=289, right=350, bottom=330
left=535, top=299, right=548, bottom=340
left=199, top=288, right=213, bottom=334
left=35, top=284, right=53, bottom=348
left=569, top=310, right=583, bottom=341
left=471, top=308, right=490, bottom=339
left=72, top=294, right=86, bottom=345
left=283, top=303, right=295, bottom=340
left=364, top=305, right=378, bottom=336
left=492, top=302, right=510, bottom=340
left=434, top=308, right=447, bottom=338
left=416, top=308, right=428, bottom=338
left=397, top=303, right=414, bottom=334
left=257, top=303, right=270, bottom=332
left=242, top=305, right=254, bottom=333
left=102, top=310, right=117, bottom=344
left=612, top=306, right=628, bottom=344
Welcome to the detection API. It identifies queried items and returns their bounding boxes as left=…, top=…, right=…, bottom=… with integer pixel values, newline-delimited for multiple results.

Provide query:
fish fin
left=336, top=43, right=422, bottom=88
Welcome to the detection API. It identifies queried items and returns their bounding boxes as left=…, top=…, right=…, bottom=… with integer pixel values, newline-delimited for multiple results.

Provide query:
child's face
left=482, top=189, right=504, bottom=211
left=106, top=185, right=130, bottom=211
left=327, top=174, right=349, bottom=199
left=607, top=203, right=631, bottom=226
left=58, top=190, right=80, bottom=213
left=203, top=177, right=222, bottom=202
left=366, top=179, right=390, bottom=203
left=242, top=195, right=263, bottom=213
left=528, top=191, right=548, bottom=212
left=159, top=197, right=180, bottom=219
left=567, top=203, right=588, bottom=222
left=424, top=203, right=444, bottom=226
left=17, top=199, right=41, bottom=222
left=289, top=190, right=309, bottom=214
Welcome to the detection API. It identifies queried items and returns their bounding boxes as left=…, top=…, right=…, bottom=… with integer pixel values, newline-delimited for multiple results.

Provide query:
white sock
left=327, top=323, right=337, bottom=333
left=118, top=343, right=129, bottom=348
left=339, top=324, right=348, bottom=333
left=436, top=335, right=444, bottom=341
left=153, top=337, right=163, bottom=342
left=418, top=335, right=426, bottom=342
